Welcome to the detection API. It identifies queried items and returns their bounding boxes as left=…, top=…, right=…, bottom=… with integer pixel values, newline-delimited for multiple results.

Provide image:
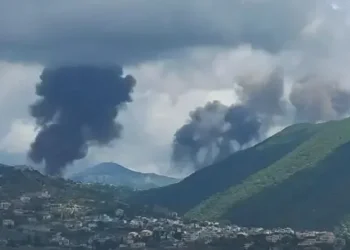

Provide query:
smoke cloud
left=171, top=62, right=350, bottom=172
left=28, top=65, right=136, bottom=175
left=1, top=0, right=350, bottom=176
left=290, top=75, right=350, bottom=122
left=172, top=101, right=261, bottom=171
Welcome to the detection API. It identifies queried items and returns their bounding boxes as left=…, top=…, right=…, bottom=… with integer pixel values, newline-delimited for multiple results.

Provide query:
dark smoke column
left=28, top=65, right=136, bottom=176
left=172, top=101, right=261, bottom=172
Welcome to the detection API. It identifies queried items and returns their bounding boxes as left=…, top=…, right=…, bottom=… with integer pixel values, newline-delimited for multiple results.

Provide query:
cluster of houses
left=0, top=166, right=346, bottom=249
left=0, top=188, right=347, bottom=249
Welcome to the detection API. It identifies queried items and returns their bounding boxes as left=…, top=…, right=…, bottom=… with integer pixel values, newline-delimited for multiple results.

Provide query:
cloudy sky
left=0, top=0, right=349, bottom=177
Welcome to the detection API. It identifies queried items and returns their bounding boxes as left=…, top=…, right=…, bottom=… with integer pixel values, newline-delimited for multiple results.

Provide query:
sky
left=0, top=0, right=349, bottom=177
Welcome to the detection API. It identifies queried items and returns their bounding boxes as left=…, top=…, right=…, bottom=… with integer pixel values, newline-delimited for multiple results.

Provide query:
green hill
left=0, top=164, right=181, bottom=219
left=135, top=117, right=350, bottom=230
left=133, top=121, right=318, bottom=213
left=0, top=164, right=154, bottom=218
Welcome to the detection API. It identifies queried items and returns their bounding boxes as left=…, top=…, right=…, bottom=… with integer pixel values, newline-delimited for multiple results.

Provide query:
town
left=0, top=166, right=347, bottom=250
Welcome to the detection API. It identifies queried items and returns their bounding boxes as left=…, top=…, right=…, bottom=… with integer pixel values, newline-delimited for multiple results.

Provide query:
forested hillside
left=135, top=118, right=350, bottom=230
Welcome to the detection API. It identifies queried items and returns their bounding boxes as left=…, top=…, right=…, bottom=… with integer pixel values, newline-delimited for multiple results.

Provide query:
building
left=42, top=214, right=52, bottom=220
left=13, top=209, right=25, bottom=215
left=115, top=208, right=124, bottom=217
left=2, top=219, right=15, bottom=228
left=0, top=202, right=11, bottom=210
left=20, top=195, right=31, bottom=203
left=28, top=217, right=38, bottom=223
left=38, top=190, right=51, bottom=199
left=130, top=242, right=146, bottom=248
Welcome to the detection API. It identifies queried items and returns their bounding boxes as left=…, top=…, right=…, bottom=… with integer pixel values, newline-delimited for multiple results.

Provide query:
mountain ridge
left=71, top=162, right=180, bottom=190
left=133, top=117, right=350, bottom=230
left=133, top=122, right=317, bottom=213
left=186, top=118, right=350, bottom=221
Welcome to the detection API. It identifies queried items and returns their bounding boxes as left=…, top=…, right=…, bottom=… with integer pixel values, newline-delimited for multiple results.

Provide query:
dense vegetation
left=186, top=118, right=350, bottom=224
left=136, top=118, right=350, bottom=230
left=0, top=164, right=133, bottom=202
left=134, top=122, right=318, bottom=213
left=0, top=165, right=145, bottom=217
left=0, top=164, right=177, bottom=219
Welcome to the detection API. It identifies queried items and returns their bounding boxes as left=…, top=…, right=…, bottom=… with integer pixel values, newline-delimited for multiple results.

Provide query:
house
left=115, top=208, right=124, bottom=217
left=129, top=219, right=143, bottom=229
left=140, top=229, right=153, bottom=238
left=20, top=195, right=31, bottom=203
left=51, top=233, right=70, bottom=246
left=127, top=231, right=139, bottom=243
left=75, top=221, right=83, bottom=229
left=130, top=242, right=146, bottom=248
left=13, top=209, right=25, bottom=216
left=88, top=222, right=97, bottom=229
left=97, top=214, right=112, bottom=222
left=2, top=219, right=15, bottom=228
left=28, top=217, right=38, bottom=223
left=0, top=201, right=11, bottom=210
left=170, top=212, right=178, bottom=218
left=37, top=190, right=51, bottom=199
left=42, top=214, right=52, bottom=220
left=183, top=232, right=199, bottom=242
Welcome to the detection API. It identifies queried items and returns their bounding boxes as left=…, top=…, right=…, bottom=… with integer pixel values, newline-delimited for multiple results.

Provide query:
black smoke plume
left=28, top=65, right=136, bottom=175
left=171, top=69, right=285, bottom=172
left=171, top=68, right=350, bottom=173
left=172, top=101, right=261, bottom=171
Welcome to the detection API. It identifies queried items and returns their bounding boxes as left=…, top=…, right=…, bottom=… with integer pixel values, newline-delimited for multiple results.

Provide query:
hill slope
left=134, top=122, right=318, bottom=214
left=186, top=118, right=350, bottom=227
left=135, top=117, right=350, bottom=230
left=0, top=164, right=136, bottom=214
left=71, top=162, right=180, bottom=190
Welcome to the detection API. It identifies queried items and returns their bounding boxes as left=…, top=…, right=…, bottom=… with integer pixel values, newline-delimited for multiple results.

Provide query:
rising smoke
left=172, top=101, right=261, bottom=170
left=1, top=0, right=350, bottom=176
left=172, top=68, right=286, bottom=171
left=28, top=65, right=136, bottom=175
left=290, top=75, right=350, bottom=122
left=171, top=65, right=350, bottom=171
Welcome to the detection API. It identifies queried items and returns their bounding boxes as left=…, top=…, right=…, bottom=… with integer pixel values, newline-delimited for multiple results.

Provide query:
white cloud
left=0, top=62, right=41, bottom=156
left=0, top=119, right=36, bottom=154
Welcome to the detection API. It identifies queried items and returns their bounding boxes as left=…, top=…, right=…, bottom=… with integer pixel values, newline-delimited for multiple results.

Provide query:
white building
left=129, top=219, right=143, bottom=229
left=38, top=191, right=51, bottom=199
left=43, top=214, right=52, bottom=220
left=140, top=229, right=153, bottom=238
left=115, top=208, right=124, bottom=217
left=28, top=217, right=38, bottom=223
left=88, top=222, right=97, bottom=229
left=51, top=233, right=70, bottom=246
left=13, top=209, right=25, bottom=215
left=20, top=195, right=31, bottom=203
left=98, top=214, right=112, bottom=222
left=130, top=242, right=146, bottom=248
left=127, top=231, right=139, bottom=240
left=0, top=202, right=11, bottom=210
left=2, top=219, right=15, bottom=227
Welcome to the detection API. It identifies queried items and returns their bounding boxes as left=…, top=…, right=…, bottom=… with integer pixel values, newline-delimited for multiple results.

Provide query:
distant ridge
left=71, top=162, right=180, bottom=190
